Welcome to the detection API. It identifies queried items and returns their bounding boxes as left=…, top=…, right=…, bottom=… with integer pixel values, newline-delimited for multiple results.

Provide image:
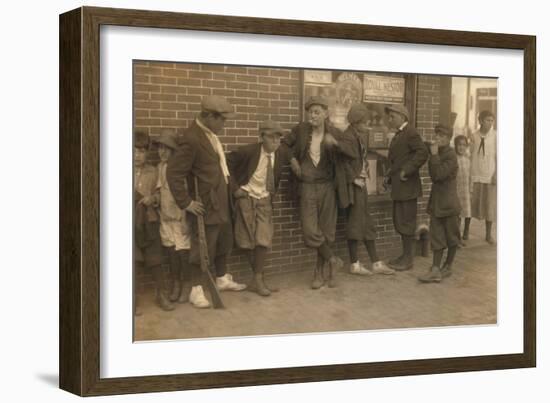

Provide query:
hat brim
left=384, top=106, right=408, bottom=120
left=221, top=111, right=237, bottom=119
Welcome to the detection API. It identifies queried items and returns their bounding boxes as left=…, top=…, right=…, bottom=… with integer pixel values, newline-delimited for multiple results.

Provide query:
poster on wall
left=363, top=74, right=405, bottom=104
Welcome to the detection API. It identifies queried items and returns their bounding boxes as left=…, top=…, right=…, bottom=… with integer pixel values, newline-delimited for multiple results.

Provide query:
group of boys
left=134, top=94, right=462, bottom=313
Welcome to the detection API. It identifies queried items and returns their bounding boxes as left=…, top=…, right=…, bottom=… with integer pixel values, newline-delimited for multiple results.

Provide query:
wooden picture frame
left=59, top=6, right=536, bottom=396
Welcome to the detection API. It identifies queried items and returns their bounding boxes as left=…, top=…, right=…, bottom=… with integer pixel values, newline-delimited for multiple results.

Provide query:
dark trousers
left=392, top=199, right=418, bottom=237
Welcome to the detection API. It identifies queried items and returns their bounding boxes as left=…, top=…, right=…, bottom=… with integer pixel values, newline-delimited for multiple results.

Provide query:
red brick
left=150, top=110, right=177, bottom=118
left=270, top=100, right=291, bottom=108
left=213, top=73, right=236, bottom=81
left=248, top=68, right=271, bottom=76
left=227, top=81, right=248, bottom=90
left=161, top=86, right=187, bottom=94
left=135, top=84, right=161, bottom=93
left=203, top=80, right=225, bottom=88
left=225, top=66, right=248, bottom=74
left=150, top=76, right=177, bottom=85
left=280, top=93, right=299, bottom=101
left=188, top=87, right=212, bottom=96
left=249, top=83, right=269, bottom=92
left=161, top=102, right=187, bottom=111
left=236, top=74, right=258, bottom=83
left=134, top=109, right=149, bottom=118
left=212, top=89, right=235, bottom=97
left=177, top=111, right=197, bottom=120
left=237, top=136, right=258, bottom=144
left=235, top=90, right=258, bottom=98
left=134, top=92, right=149, bottom=101
left=259, top=76, right=279, bottom=85
left=135, top=100, right=160, bottom=109
left=201, top=64, right=225, bottom=72
left=227, top=97, right=248, bottom=106
left=161, top=119, right=187, bottom=126
left=176, top=94, right=202, bottom=104
left=135, top=118, right=161, bottom=126
left=149, top=62, right=176, bottom=69
left=236, top=105, right=257, bottom=113
left=134, top=74, right=149, bottom=83
left=134, top=66, right=162, bottom=75
left=174, top=63, right=200, bottom=70
left=270, top=69, right=291, bottom=78
left=259, top=92, right=279, bottom=100
left=280, top=78, right=298, bottom=86
left=187, top=103, right=202, bottom=112
left=217, top=136, right=238, bottom=144
left=252, top=99, right=270, bottom=107
left=270, top=84, right=291, bottom=93
left=189, top=71, right=213, bottom=79
left=162, top=69, right=189, bottom=78
left=151, top=93, right=177, bottom=102
left=176, top=78, right=201, bottom=87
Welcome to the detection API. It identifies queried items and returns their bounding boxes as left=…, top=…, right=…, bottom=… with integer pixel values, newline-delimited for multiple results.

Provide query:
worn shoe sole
left=418, top=277, right=442, bottom=283
left=388, top=262, right=413, bottom=271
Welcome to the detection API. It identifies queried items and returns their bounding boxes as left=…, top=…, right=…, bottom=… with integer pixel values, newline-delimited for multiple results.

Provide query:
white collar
left=196, top=118, right=217, bottom=137
left=398, top=121, right=408, bottom=131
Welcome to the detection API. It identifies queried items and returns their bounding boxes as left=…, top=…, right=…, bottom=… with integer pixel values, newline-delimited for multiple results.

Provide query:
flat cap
left=434, top=123, right=452, bottom=137
left=478, top=110, right=495, bottom=121
left=153, top=128, right=178, bottom=150
left=347, top=103, right=370, bottom=124
left=385, top=104, right=410, bottom=121
left=134, top=131, right=150, bottom=149
left=201, top=95, right=236, bottom=118
left=259, top=120, right=284, bottom=135
left=305, top=95, right=329, bottom=110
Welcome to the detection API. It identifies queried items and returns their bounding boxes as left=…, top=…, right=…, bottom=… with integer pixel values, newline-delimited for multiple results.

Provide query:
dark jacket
left=427, top=145, right=461, bottom=218
left=283, top=121, right=356, bottom=208
left=166, top=121, right=230, bottom=225
left=387, top=123, right=429, bottom=201
left=342, top=125, right=368, bottom=184
left=226, top=142, right=291, bottom=195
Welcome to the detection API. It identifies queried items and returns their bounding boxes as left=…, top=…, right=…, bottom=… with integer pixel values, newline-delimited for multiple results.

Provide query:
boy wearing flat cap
left=226, top=121, right=291, bottom=296
left=283, top=95, right=355, bottom=289
left=418, top=124, right=461, bottom=283
left=134, top=131, right=174, bottom=313
left=343, top=104, right=395, bottom=276
left=166, top=95, right=246, bottom=309
left=153, top=129, right=195, bottom=305
left=385, top=104, right=429, bottom=271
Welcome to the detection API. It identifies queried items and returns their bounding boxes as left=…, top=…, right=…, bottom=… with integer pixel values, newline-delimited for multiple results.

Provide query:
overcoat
left=387, top=123, right=429, bottom=201
left=166, top=121, right=230, bottom=226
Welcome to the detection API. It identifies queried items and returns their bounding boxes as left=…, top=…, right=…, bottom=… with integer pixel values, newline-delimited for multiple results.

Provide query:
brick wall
left=134, top=61, right=443, bottom=284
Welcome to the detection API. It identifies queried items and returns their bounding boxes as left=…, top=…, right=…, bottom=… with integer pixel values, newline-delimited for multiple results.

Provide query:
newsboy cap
left=134, top=131, right=150, bottom=149
left=385, top=104, right=410, bottom=121
left=434, top=124, right=452, bottom=137
left=201, top=95, right=236, bottom=118
left=153, top=128, right=178, bottom=150
left=305, top=95, right=329, bottom=110
left=259, top=120, right=284, bottom=135
left=478, top=110, right=495, bottom=121
left=347, top=103, right=370, bottom=124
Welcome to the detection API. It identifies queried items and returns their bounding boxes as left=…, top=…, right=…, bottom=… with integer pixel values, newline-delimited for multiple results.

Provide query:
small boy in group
left=418, top=124, right=462, bottom=283
left=134, top=131, right=174, bottom=312
left=454, top=135, right=472, bottom=246
left=153, top=129, right=196, bottom=305
left=226, top=120, right=291, bottom=296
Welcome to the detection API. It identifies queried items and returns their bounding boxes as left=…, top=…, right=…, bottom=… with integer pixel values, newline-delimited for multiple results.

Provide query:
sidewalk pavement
left=135, top=219, right=496, bottom=341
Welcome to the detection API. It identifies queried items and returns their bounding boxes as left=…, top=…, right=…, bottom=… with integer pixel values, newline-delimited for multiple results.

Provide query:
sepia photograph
left=132, top=61, right=498, bottom=342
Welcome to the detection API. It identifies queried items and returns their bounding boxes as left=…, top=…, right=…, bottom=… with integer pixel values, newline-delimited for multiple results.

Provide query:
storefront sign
left=304, top=70, right=332, bottom=84
left=363, top=74, right=405, bottom=104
